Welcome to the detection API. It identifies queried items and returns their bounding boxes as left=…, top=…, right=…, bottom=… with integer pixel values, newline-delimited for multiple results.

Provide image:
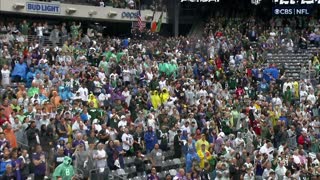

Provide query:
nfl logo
left=251, top=0, right=262, bottom=5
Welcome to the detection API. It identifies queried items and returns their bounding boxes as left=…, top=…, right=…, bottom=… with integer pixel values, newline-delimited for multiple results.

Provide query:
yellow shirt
left=195, top=139, right=210, bottom=152
left=197, top=149, right=212, bottom=169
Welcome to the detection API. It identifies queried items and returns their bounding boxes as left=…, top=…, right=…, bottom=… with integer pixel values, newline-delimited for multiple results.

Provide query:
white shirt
left=98, top=72, right=106, bottom=81
left=118, top=120, right=127, bottom=128
left=121, top=133, right=133, bottom=151
left=94, top=149, right=106, bottom=168
left=307, top=94, right=316, bottom=105
left=78, top=87, right=88, bottom=101
left=159, top=80, right=167, bottom=90
left=275, top=165, right=286, bottom=178
left=122, top=90, right=131, bottom=106
left=147, top=118, right=156, bottom=130
left=272, top=97, right=282, bottom=107
left=36, top=26, right=44, bottom=37
left=122, top=69, right=131, bottom=82
left=300, top=90, right=308, bottom=102
left=1, top=69, right=10, bottom=86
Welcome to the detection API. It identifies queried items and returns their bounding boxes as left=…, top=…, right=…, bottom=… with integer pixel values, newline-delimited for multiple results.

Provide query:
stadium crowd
left=0, top=14, right=320, bottom=180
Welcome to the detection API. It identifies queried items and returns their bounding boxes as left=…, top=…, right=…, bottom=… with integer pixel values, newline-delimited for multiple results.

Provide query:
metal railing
left=17, top=140, right=29, bottom=150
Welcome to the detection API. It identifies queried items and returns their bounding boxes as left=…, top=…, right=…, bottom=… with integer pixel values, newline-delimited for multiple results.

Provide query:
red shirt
left=298, top=135, right=305, bottom=145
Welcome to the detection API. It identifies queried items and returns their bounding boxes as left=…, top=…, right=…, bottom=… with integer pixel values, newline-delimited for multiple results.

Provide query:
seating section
left=109, top=149, right=185, bottom=180
left=266, top=45, right=319, bottom=80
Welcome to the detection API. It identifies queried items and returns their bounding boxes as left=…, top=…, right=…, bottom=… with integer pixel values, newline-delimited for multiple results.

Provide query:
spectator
left=19, top=149, right=31, bottom=180
left=149, top=144, right=162, bottom=173
left=147, top=167, right=160, bottom=180
left=32, top=145, right=46, bottom=180
left=145, top=126, right=158, bottom=154
left=134, top=150, right=146, bottom=176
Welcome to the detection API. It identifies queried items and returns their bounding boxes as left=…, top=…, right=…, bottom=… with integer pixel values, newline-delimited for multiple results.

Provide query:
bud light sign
left=272, top=5, right=313, bottom=16
left=26, top=2, right=61, bottom=14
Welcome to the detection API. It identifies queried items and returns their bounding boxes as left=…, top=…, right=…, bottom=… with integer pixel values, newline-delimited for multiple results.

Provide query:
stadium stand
left=1, top=0, right=320, bottom=180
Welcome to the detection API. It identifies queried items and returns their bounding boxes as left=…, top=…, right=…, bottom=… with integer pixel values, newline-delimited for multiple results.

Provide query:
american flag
left=137, top=10, right=144, bottom=31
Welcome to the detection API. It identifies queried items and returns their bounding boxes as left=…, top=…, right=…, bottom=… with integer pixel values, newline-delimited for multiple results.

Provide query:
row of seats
left=123, top=150, right=176, bottom=166
left=266, top=45, right=317, bottom=80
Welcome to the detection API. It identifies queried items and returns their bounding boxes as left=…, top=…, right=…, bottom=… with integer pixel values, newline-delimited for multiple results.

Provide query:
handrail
left=89, top=168, right=128, bottom=180
left=17, top=140, right=29, bottom=149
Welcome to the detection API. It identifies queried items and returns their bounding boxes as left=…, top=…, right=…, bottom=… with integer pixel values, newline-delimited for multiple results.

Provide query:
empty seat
left=146, top=163, right=152, bottom=171
left=169, top=169, right=177, bottom=176
left=172, top=158, right=182, bottom=168
left=124, top=157, right=134, bottom=166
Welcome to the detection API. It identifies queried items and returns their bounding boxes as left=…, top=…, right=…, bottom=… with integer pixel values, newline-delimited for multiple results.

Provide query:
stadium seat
left=146, top=163, right=152, bottom=172
left=169, top=169, right=177, bottom=176
left=116, top=168, right=128, bottom=179
left=124, top=157, right=134, bottom=166
left=142, top=175, right=148, bottom=180
left=164, top=159, right=174, bottom=170
left=130, top=165, right=136, bottom=173
left=172, top=158, right=182, bottom=168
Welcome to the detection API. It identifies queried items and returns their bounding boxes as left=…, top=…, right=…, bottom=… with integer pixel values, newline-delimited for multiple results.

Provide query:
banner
left=26, top=2, right=61, bottom=14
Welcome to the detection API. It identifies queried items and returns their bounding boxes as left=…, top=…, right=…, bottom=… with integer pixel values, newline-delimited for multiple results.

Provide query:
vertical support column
left=173, top=0, right=180, bottom=37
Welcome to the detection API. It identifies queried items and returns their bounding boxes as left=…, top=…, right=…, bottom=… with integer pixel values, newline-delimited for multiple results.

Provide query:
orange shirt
left=4, top=129, right=17, bottom=148
left=51, top=96, right=61, bottom=107
left=0, top=105, right=12, bottom=118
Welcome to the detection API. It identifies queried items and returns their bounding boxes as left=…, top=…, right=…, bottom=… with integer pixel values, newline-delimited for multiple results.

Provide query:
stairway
left=188, top=21, right=205, bottom=39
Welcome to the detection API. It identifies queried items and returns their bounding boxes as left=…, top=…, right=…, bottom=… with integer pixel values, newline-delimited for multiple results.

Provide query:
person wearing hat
left=118, top=115, right=127, bottom=128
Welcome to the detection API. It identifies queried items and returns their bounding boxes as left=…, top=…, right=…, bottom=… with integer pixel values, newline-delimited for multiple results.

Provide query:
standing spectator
left=144, top=126, right=158, bottom=154
left=11, top=149, right=22, bottom=179
left=122, top=128, right=134, bottom=156
left=1, top=65, right=10, bottom=88
left=197, top=144, right=212, bottom=169
left=26, top=120, right=39, bottom=151
left=49, top=25, right=60, bottom=47
left=20, top=20, right=29, bottom=36
left=185, top=148, right=200, bottom=173
left=3, top=124, right=17, bottom=149
left=32, top=145, right=47, bottom=180
left=134, top=150, right=146, bottom=176
left=229, top=158, right=241, bottom=180
left=173, top=129, right=183, bottom=158
left=73, top=143, right=89, bottom=178
left=114, top=140, right=125, bottom=169
left=61, top=23, right=68, bottom=44
left=149, top=144, right=162, bottom=173
left=93, top=143, right=107, bottom=174
left=70, top=22, right=81, bottom=40
left=35, top=23, right=44, bottom=47
left=106, top=140, right=116, bottom=170
left=0, top=132, right=10, bottom=153
left=11, top=59, right=27, bottom=83
left=0, top=149, right=12, bottom=176
left=19, top=149, right=31, bottom=180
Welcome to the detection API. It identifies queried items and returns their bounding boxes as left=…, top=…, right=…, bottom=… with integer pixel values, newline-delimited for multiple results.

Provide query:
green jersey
left=53, top=156, right=75, bottom=180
